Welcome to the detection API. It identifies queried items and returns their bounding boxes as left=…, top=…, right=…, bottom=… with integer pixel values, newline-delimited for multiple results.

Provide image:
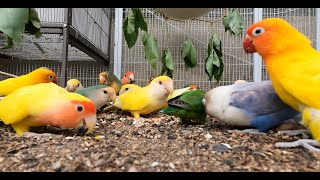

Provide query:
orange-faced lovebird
left=243, top=18, right=320, bottom=151
left=99, top=71, right=122, bottom=95
left=0, top=83, right=97, bottom=136
left=203, top=80, right=300, bottom=132
left=121, top=72, right=135, bottom=85
left=0, top=67, right=57, bottom=96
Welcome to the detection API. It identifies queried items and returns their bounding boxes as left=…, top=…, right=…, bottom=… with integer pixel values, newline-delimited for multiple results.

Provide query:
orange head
left=41, top=95, right=97, bottom=135
left=29, top=67, right=58, bottom=84
left=184, top=84, right=200, bottom=90
left=121, top=72, right=135, bottom=85
left=243, top=18, right=312, bottom=58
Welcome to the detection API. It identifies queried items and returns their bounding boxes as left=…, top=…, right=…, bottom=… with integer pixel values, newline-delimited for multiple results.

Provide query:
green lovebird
left=159, top=85, right=206, bottom=125
left=75, top=85, right=116, bottom=111
left=99, top=71, right=122, bottom=95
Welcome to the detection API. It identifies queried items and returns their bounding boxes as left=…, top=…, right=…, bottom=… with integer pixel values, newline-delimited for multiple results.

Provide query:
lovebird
left=65, top=79, right=84, bottom=92
left=0, top=83, right=97, bottom=136
left=243, top=18, right=320, bottom=150
left=0, top=67, right=57, bottom=96
left=119, top=84, right=141, bottom=95
left=121, top=72, right=135, bottom=85
left=203, top=80, right=300, bottom=132
left=159, top=84, right=207, bottom=125
left=99, top=71, right=122, bottom=95
left=75, top=85, right=116, bottom=110
left=112, top=76, right=174, bottom=119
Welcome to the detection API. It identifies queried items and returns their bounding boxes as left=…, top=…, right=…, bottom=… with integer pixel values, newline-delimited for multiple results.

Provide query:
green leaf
left=142, top=32, right=159, bottom=69
left=134, top=8, right=148, bottom=32
left=127, top=9, right=136, bottom=35
left=123, top=18, right=138, bottom=48
left=222, top=9, right=243, bottom=36
left=205, top=34, right=224, bottom=82
left=161, top=48, right=174, bottom=78
left=0, top=8, right=29, bottom=46
left=181, top=40, right=197, bottom=68
left=25, top=8, right=42, bottom=38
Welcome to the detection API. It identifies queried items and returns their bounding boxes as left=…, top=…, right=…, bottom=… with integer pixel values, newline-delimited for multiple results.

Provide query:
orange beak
left=99, top=76, right=106, bottom=85
left=243, top=34, right=256, bottom=53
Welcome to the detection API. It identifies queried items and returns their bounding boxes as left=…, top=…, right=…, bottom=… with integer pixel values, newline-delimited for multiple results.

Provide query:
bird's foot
left=227, top=128, right=267, bottom=135
left=23, top=132, right=56, bottom=137
left=275, top=139, right=320, bottom=153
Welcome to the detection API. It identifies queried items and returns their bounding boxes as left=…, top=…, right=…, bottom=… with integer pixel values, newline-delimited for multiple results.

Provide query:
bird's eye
left=125, top=88, right=129, bottom=91
left=48, top=75, right=53, bottom=79
left=252, top=27, right=265, bottom=37
left=159, top=81, right=162, bottom=85
left=76, top=104, right=83, bottom=112
left=77, top=84, right=80, bottom=87
left=124, top=75, right=127, bottom=77
left=107, top=74, right=110, bottom=78
left=103, top=90, right=108, bottom=94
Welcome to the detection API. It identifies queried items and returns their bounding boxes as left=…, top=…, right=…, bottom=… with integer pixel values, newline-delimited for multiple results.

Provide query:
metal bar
left=40, top=22, right=64, bottom=28
left=107, top=8, right=113, bottom=64
left=317, top=8, right=320, bottom=51
left=61, top=8, right=72, bottom=88
left=253, top=8, right=263, bottom=82
left=68, top=27, right=109, bottom=65
left=40, top=28, right=62, bottom=34
left=113, top=8, right=123, bottom=79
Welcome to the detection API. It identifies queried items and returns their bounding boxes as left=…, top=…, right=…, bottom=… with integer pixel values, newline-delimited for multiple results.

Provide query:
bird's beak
left=110, top=94, right=117, bottom=103
left=129, top=74, right=135, bottom=83
left=99, top=76, right=106, bottom=84
left=165, top=81, right=174, bottom=95
left=77, top=114, right=97, bottom=135
left=243, top=34, right=256, bottom=53
left=53, top=77, right=58, bottom=84
left=65, top=85, right=76, bottom=92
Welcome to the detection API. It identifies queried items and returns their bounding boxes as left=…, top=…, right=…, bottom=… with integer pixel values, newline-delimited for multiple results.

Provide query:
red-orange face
left=121, top=72, right=135, bottom=84
left=38, top=99, right=97, bottom=134
left=33, top=68, right=58, bottom=84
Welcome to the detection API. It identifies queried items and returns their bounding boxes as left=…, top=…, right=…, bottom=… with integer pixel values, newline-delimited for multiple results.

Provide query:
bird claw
left=227, top=128, right=267, bottom=135
left=275, top=139, right=320, bottom=153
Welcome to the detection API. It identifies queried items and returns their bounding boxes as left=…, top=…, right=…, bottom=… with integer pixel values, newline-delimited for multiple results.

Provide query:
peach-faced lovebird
left=0, top=83, right=97, bottom=136
left=0, top=67, right=57, bottom=96
left=99, top=71, right=122, bottom=95
left=75, top=85, right=116, bottom=110
left=112, top=76, right=174, bottom=120
left=243, top=18, right=320, bottom=151
left=203, top=80, right=300, bottom=132
left=160, top=84, right=206, bottom=125
left=121, top=72, right=135, bottom=85
left=65, top=79, right=84, bottom=92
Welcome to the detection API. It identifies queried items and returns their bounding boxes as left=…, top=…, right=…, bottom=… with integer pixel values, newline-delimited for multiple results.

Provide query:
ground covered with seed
left=0, top=111, right=319, bottom=172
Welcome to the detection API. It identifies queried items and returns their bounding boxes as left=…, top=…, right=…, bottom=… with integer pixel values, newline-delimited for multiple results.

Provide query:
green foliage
left=123, top=8, right=148, bottom=48
left=222, top=8, right=243, bottom=36
left=181, top=40, right=197, bottom=68
left=205, top=34, right=224, bottom=81
left=0, top=8, right=41, bottom=49
left=161, top=48, right=174, bottom=78
left=142, top=32, right=159, bottom=69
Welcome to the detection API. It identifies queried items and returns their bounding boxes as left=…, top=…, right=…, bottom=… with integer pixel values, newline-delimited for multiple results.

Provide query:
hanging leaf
left=205, top=34, right=224, bottom=82
left=161, top=48, right=174, bottom=78
left=0, top=8, right=29, bottom=47
left=142, top=32, right=159, bottom=69
left=222, top=9, right=243, bottom=36
left=25, top=8, right=42, bottom=38
left=181, top=40, right=197, bottom=68
left=123, top=8, right=148, bottom=49
left=123, top=18, right=138, bottom=48
left=135, top=8, right=148, bottom=32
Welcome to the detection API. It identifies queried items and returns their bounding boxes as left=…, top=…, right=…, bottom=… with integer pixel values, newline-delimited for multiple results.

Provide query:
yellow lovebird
left=65, top=79, right=84, bottom=92
left=119, top=84, right=142, bottom=95
left=243, top=18, right=320, bottom=151
left=0, top=67, right=57, bottom=96
left=0, top=83, right=97, bottom=136
left=112, top=76, right=174, bottom=119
